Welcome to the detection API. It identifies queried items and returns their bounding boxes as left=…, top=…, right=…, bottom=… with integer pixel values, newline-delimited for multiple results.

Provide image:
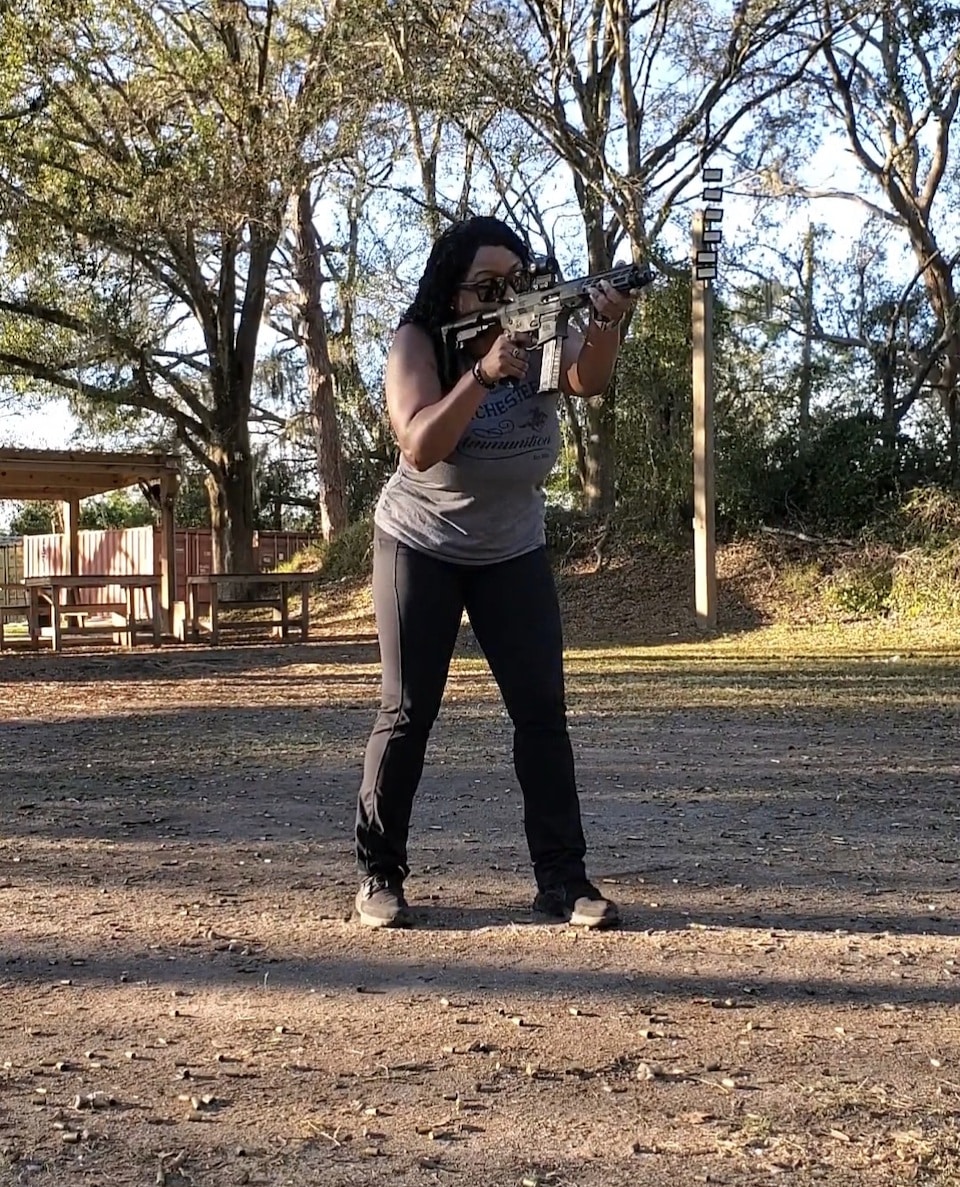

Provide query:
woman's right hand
left=478, top=334, right=531, bottom=384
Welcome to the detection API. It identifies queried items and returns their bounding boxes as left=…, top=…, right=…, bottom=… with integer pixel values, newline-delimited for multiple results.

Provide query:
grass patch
left=441, top=620, right=960, bottom=716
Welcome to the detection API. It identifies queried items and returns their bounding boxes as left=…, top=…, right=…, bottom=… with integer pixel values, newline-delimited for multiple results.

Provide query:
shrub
left=887, top=542, right=960, bottom=618
left=285, top=517, right=374, bottom=583
left=822, top=557, right=894, bottom=616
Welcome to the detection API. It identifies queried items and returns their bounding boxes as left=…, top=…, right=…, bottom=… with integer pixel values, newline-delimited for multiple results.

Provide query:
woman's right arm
left=386, top=325, right=528, bottom=471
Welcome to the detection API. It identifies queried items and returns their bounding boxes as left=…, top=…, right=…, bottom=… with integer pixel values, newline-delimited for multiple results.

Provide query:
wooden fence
left=0, top=536, right=26, bottom=609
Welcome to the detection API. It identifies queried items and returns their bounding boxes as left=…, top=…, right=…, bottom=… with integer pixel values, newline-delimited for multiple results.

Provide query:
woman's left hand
left=585, top=279, right=636, bottom=328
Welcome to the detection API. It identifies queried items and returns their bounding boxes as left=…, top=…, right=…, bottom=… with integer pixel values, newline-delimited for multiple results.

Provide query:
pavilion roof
left=0, top=448, right=180, bottom=501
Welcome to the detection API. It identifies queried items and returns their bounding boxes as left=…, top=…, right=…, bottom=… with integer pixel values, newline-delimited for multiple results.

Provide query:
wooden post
left=51, top=582, right=63, bottom=652
left=210, top=581, right=220, bottom=647
left=61, top=496, right=80, bottom=577
left=60, top=495, right=82, bottom=633
left=692, top=211, right=717, bottom=631
left=300, top=580, right=310, bottom=641
left=158, top=473, right=179, bottom=636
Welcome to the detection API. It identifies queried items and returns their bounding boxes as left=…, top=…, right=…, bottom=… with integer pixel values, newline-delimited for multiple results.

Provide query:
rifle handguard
left=442, top=262, right=655, bottom=393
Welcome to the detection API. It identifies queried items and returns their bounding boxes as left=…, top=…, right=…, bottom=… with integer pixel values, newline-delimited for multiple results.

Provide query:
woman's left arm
left=561, top=278, right=637, bottom=398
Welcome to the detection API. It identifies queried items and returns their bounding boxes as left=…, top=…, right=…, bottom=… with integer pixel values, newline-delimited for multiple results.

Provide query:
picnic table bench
left=185, top=571, right=321, bottom=645
left=22, top=574, right=162, bottom=651
left=0, top=581, right=31, bottom=650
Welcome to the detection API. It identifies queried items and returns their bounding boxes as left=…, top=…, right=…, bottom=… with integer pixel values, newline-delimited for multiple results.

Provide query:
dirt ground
left=1, top=596, right=959, bottom=1186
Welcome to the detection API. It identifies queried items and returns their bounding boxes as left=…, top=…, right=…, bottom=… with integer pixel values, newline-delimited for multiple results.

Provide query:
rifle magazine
left=541, top=338, right=563, bottom=392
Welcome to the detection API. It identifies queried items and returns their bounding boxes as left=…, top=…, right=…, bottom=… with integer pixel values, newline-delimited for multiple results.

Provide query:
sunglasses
left=458, top=270, right=527, bottom=304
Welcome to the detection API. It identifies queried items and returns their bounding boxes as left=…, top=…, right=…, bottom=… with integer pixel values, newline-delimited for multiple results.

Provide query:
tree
left=293, top=184, right=349, bottom=541
left=0, top=0, right=371, bottom=571
left=616, top=275, right=694, bottom=533
left=8, top=502, right=55, bottom=536
left=80, top=490, right=154, bottom=529
left=749, top=0, right=960, bottom=482
left=438, top=0, right=839, bottom=515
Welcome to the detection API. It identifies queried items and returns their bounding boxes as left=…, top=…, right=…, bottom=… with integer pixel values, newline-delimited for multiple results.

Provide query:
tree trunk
left=560, top=391, right=586, bottom=494
left=878, top=346, right=898, bottom=455
left=296, top=188, right=348, bottom=542
left=206, top=429, right=256, bottom=578
left=948, top=388, right=960, bottom=488
left=582, top=395, right=616, bottom=514
left=201, top=224, right=274, bottom=581
left=940, top=363, right=960, bottom=487
left=579, top=199, right=617, bottom=516
left=798, top=225, right=815, bottom=443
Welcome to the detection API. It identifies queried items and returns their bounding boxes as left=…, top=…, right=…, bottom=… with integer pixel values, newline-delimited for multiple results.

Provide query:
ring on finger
left=512, top=347, right=523, bottom=358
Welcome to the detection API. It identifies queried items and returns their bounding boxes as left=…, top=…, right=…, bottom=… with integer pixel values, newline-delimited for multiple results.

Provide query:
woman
left=355, top=215, right=638, bottom=929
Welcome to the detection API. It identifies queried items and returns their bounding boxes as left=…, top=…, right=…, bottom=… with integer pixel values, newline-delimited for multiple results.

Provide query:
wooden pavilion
left=0, top=448, right=181, bottom=633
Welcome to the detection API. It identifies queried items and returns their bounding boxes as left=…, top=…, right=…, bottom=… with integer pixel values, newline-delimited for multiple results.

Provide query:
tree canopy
left=1, top=0, right=958, bottom=558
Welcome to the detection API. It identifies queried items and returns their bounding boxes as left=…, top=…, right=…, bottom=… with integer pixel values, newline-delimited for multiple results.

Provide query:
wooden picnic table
left=186, top=571, right=321, bottom=645
left=23, top=574, right=162, bottom=651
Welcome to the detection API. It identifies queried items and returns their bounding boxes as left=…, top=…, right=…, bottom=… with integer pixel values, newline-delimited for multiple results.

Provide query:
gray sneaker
left=355, top=875, right=410, bottom=928
left=533, top=880, right=619, bottom=929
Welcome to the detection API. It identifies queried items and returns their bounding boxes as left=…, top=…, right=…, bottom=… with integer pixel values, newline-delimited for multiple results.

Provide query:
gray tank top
left=375, top=364, right=561, bottom=564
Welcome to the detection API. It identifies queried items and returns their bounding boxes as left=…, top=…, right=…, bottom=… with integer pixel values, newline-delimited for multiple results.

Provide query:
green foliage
left=0, top=0, right=380, bottom=571
left=174, top=469, right=212, bottom=529
left=714, top=416, right=777, bottom=535
left=823, top=560, right=894, bottom=616
left=255, top=458, right=316, bottom=531
left=544, top=506, right=598, bottom=557
left=8, top=501, right=55, bottom=535
left=888, top=543, right=960, bottom=618
left=814, top=537, right=960, bottom=621
left=78, top=490, right=153, bottom=529
left=867, top=490, right=960, bottom=619
left=293, top=514, right=373, bottom=581
left=344, top=437, right=397, bottom=521
left=615, top=276, right=693, bottom=534
left=782, top=415, right=904, bottom=532
left=7, top=490, right=153, bottom=533
left=615, top=277, right=789, bottom=542
left=725, top=413, right=947, bottom=537
left=873, top=487, right=960, bottom=547
left=778, top=560, right=824, bottom=603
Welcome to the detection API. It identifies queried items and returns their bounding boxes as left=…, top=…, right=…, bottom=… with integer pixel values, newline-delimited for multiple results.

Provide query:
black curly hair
left=399, top=216, right=530, bottom=391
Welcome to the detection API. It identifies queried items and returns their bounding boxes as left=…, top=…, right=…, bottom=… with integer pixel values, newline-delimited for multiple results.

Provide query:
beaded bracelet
left=472, top=359, right=497, bottom=389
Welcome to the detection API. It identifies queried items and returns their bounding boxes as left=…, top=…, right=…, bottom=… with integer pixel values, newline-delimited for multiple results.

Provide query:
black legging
left=356, top=526, right=588, bottom=890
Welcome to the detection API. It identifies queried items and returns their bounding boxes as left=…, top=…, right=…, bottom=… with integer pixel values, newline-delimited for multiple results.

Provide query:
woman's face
left=453, top=244, right=525, bottom=317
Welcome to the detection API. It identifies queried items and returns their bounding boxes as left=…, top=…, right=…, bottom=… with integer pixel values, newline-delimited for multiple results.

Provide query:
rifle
left=441, top=258, right=655, bottom=392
